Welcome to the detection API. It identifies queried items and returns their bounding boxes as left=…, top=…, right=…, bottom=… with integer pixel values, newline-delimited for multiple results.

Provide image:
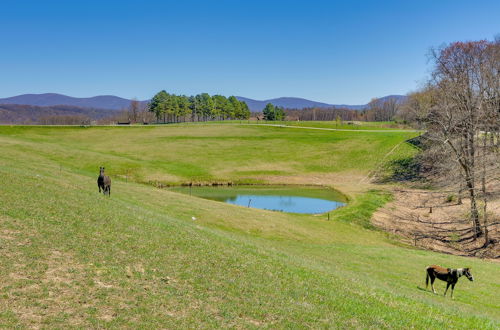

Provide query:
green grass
left=0, top=124, right=498, bottom=328
left=0, top=124, right=418, bottom=189
left=152, top=120, right=414, bottom=130
left=271, top=120, right=414, bottom=130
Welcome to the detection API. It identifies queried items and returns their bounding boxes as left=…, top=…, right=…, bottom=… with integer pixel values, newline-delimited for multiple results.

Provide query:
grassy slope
left=0, top=125, right=498, bottom=328
left=0, top=125, right=417, bottom=190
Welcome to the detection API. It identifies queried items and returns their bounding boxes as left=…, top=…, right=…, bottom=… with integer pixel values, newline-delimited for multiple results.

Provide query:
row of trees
left=401, top=38, right=499, bottom=243
left=148, top=91, right=250, bottom=123
left=262, top=103, right=285, bottom=121
left=366, top=98, right=399, bottom=121
left=284, top=107, right=357, bottom=121
left=283, top=98, right=401, bottom=122
left=145, top=92, right=403, bottom=124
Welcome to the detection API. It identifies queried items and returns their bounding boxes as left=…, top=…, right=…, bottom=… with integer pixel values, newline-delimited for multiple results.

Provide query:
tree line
left=399, top=38, right=499, bottom=244
left=0, top=104, right=117, bottom=125
left=262, top=103, right=285, bottom=120
left=283, top=97, right=401, bottom=122
left=148, top=91, right=251, bottom=123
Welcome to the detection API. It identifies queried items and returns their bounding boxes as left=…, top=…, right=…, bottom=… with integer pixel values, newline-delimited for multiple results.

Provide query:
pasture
left=0, top=124, right=417, bottom=192
left=0, top=124, right=498, bottom=328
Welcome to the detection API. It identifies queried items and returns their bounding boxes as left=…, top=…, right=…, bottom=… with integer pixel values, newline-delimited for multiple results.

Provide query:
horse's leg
left=430, top=276, right=436, bottom=294
left=444, top=282, right=450, bottom=297
left=108, top=186, right=111, bottom=197
left=450, top=284, right=455, bottom=299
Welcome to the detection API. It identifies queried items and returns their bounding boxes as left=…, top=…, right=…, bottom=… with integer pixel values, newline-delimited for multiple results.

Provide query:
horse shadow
left=416, top=286, right=432, bottom=294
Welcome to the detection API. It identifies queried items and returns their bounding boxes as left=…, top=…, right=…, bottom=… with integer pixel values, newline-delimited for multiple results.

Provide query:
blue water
left=170, top=185, right=346, bottom=214
left=224, top=195, right=345, bottom=214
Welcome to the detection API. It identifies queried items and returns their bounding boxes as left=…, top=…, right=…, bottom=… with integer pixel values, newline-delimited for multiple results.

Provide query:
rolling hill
left=0, top=93, right=148, bottom=110
left=0, top=124, right=497, bottom=328
left=0, top=104, right=118, bottom=124
left=235, top=96, right=345, bottom=111
left=0, top=93, right=407, bottom=112
left=236, top=95, right=407, bottom=111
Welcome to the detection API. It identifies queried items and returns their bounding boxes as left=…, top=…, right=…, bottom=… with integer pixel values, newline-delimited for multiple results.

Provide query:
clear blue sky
left=1, top=0, right=499, bottom=104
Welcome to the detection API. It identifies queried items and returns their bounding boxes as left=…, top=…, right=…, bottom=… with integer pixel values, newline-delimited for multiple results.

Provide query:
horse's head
left=99, top=166, right=105, bottom=175
left=463, top=268, right=473, bottom=282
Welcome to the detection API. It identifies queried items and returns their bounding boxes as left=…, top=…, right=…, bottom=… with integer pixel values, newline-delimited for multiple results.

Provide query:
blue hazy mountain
left=0, top=93, right=147, bottom=110
left=236, top=95, right=406, bottom=111
left=0, top=93, right=407, bottom=112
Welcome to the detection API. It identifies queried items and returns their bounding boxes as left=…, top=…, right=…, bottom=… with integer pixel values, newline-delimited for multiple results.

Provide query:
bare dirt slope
left=373, top=187, right=499, bottom=259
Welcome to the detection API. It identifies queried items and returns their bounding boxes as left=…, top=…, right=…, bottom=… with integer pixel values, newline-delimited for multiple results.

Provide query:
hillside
left=0, top=104, right=117, bottom=124
left=235, top=96, right=348, bottom=111
left=236, top=95, right=407, bottom=111
left=0, top=124, right=498, bottom=328
left=0, top=93, right=148, bottom=110
left=0, top=93, right=407, bottom=112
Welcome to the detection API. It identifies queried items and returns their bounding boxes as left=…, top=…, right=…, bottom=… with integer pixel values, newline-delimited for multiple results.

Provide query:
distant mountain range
left=236, top=95, right=407, bottom=111
left=0, top=104, right=117, bottom=124
left=0, top=93, right=148, bottom=110
left=0, top=93, right=407, bottom=112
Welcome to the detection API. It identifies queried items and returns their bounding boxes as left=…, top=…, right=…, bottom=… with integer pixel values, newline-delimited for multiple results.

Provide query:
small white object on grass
left=192, top=216, right=197, bottom=221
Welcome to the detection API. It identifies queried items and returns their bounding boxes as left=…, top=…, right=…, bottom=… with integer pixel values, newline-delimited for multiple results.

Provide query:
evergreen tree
left=276, top=106, right=285, bottom=120
left=263, top=103, right=275, bottom=120
left=150, top=91, right=250, bottom=122
left=199, top=93, right=214, bottom=121
left=177, top=95, right=190, bottom=122
left=263, top=103, right=285, bottom=121
left=240, top=101, right=251, bottom=119
left=148, top=90, right=169, bottom=122
left=227, top=96, right=240, bottom=119
left=188, top=96, right=197, bottom=121
left=212, top=95, right=228, bottom=120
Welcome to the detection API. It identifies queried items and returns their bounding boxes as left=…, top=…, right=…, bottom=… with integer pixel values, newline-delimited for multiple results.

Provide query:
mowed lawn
left=0, top=124, right=498, bottom=328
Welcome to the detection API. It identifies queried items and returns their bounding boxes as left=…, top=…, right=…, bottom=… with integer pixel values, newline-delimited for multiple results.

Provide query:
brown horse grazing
left=97, top=166, right=111, bottom=196
left=426, top=265, right=473, bottom=298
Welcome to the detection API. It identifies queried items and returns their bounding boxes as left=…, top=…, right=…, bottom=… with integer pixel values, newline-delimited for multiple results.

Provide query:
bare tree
left=129, top=98, right=140, bottom=123
left=140, top=104, right=155, bottom=124
left=367, top=97, right=400, bottom=121
left=398, top=87, right=434, bottom=127
left=412, top=40, right=500, bottom=239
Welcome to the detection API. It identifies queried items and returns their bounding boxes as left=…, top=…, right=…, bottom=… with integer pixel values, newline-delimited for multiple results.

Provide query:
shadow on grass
left=417, top=286, right=434, bottom=294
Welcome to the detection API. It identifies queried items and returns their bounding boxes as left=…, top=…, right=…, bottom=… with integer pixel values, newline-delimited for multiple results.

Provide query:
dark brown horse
left=97, top=166, right=111, bottom=196
left=426, top=265, right=473, bottom=298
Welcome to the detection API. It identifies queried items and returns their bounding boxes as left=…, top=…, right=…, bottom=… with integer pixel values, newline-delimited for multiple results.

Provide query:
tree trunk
left=457, top=181, right=463, bottom=205
left=483, top=177, right=489, bottom=246
left=466, top=176, right=482, bottom=238
left=482, top=133, right=489, bottom=246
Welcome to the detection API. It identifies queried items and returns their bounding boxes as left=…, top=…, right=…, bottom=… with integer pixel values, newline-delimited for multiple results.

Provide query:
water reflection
left=169, top=186, right=346, bottom=214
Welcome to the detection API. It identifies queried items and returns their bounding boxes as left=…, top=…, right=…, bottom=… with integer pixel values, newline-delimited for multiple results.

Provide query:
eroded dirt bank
left=373, top=187, right=499, bottom=259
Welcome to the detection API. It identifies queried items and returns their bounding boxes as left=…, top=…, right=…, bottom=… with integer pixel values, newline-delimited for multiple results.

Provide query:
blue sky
left=1, top=0, right=499, bottom=104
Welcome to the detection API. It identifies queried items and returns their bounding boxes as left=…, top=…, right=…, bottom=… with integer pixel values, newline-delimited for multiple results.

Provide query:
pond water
left=169, top=185, right=346, bottom=214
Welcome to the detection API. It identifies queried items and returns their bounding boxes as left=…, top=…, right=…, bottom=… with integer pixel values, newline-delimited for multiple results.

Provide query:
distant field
left=0, top=124, right=418, bottom=193
left=271, top=120, right=413, bottom=130
left=138, top=120, right=414, bottom=130
left=0, top=124, right=498, bottom=328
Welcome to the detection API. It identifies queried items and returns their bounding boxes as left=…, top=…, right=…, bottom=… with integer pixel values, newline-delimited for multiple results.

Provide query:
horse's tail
left=425, top=267, right=430, bottom=288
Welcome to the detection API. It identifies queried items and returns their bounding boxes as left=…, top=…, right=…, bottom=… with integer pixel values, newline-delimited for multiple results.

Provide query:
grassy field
left=148, top=120, right=412, bottom=130
left=0, top=124, right=498, bottom=328
left=0, top=124, right=417, bottom=192
left=267, top=120, right=413, bottom=130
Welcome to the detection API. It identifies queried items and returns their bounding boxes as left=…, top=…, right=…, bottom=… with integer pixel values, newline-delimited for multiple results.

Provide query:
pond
left=169, top=185, right=347, bottom=214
